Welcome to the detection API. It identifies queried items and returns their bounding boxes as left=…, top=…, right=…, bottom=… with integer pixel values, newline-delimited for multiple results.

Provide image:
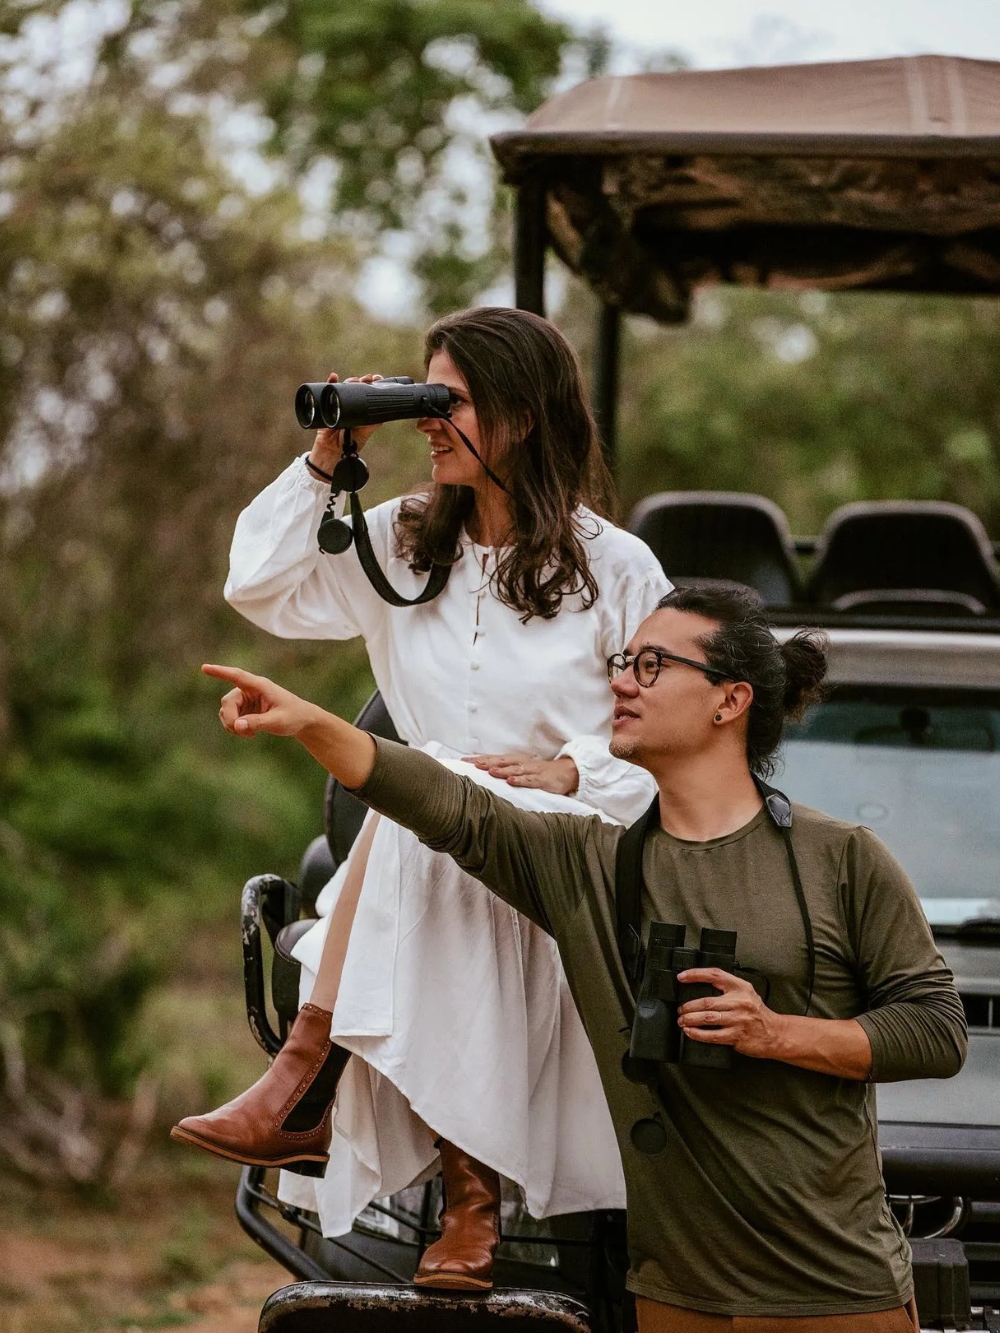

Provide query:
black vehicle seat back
left=270, top=691, right=403, bottom=1029
left=808, top=500, right=1000, bottom=615
left=271, top=917, right=317, bottom=1023
left=629, top=491, right=804, bottom=607
left=297, top=835, right=337, bottom=917
left=325, top=690, right=404, bottom=869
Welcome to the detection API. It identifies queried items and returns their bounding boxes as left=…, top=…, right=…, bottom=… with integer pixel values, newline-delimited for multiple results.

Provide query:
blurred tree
left=560, top=283, right=1000, bottom=538
left=239, top=0, right=575, bottom=313
left=0, top=0, right=424, bottom=1177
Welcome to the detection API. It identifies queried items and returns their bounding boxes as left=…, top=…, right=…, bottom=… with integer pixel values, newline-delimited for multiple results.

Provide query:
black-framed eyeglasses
left=607, top=649, right=728, bottom=689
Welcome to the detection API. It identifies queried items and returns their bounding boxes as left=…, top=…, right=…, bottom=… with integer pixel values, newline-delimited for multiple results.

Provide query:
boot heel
left=284, top=1158, right=328, bottom=1178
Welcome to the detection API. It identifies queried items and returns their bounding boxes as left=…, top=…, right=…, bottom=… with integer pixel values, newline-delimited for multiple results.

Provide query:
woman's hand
left=204, top=664, right=322, bottom=738
left=464, top=752, right=579, bottom=796
left=309, top=372, right=383, bottom=473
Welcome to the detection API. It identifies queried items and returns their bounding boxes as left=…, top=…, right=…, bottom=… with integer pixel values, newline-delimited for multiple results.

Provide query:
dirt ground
left=0, top=1154, right=290, bottom=1333
left=0, top=930, right=299, bottom=1332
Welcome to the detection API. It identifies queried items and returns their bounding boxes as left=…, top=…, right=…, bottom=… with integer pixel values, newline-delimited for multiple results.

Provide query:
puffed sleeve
left=556, top=537, right=672, bottom=825
left=224, top=458, right=393, bottom=644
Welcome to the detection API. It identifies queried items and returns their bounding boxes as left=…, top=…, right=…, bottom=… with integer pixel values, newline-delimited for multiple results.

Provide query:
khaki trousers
left=636, top=1295, right=920, bottom=1332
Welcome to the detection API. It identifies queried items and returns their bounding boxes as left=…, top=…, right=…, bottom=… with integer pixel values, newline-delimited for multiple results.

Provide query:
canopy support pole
left=594, top=302, right=620, bottom=472
left=514, top=173, right=546, bottom=316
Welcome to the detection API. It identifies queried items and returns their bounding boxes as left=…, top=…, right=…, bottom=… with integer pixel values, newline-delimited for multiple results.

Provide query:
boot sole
left=413, top=1272, right=494, bottom=1292
left=169, top=1125, right=329, bottom=1175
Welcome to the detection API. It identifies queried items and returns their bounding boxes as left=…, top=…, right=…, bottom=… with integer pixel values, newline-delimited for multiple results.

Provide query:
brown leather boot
left=170, top=1003, right=349, bottom=1173
left=414, top=1140, right=501, bottom=1291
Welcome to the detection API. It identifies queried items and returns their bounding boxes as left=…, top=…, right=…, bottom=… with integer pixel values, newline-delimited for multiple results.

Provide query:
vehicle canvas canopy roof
left=491, top=56, right=1000, bottom=322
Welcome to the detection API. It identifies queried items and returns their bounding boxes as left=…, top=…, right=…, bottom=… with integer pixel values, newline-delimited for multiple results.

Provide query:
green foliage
left=0, top=3, right=423, bottom=1123
left=246, top=0, right=569, bottom=215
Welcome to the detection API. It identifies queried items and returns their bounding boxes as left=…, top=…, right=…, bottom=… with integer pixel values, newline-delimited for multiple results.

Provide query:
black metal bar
left=242, top=875, right=293, bottom=1057
left=240, top=1170, right=419, bottom=1285
left=882, top=1149, right=1000, bottom=1199
left=514, top=171, right=546, bottom=316
left=593, top=302, right=621, bottom=472
left=235, top=1166, right=331, bottom=1281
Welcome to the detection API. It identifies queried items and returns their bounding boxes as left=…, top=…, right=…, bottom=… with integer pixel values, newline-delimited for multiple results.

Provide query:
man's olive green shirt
left=358, top=740, right=967, bottom=1318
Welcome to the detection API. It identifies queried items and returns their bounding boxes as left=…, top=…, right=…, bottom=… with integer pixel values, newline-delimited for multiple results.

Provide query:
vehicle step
left=258, top=1281, right=591, bottom=1331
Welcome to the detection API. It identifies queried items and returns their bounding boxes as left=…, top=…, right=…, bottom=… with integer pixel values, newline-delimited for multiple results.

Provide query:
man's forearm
left=769, top=1015, right=872, bottom=1080
left=298, top=707, right=377, bottom=791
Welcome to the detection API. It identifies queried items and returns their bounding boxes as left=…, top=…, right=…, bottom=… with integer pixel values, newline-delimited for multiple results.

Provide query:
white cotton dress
left=225, top=458, right=671, bottom=1238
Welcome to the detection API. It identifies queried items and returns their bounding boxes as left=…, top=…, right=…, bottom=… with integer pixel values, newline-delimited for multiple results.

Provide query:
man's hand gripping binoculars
left=626, top=923, right=770, bottom=1076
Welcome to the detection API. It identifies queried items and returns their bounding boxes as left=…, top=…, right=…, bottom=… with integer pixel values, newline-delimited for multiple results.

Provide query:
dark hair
left=394, top=307, right=614, bottom=622
left=656, top=583, right=829, bottom=777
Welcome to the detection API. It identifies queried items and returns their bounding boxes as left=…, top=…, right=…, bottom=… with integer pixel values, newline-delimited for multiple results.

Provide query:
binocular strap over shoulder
left=614, top=785, right=816, bottom=1015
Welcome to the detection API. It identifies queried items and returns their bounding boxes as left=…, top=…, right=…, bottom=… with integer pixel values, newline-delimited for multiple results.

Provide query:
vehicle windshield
left=780, top=688, right=1000, bottom=928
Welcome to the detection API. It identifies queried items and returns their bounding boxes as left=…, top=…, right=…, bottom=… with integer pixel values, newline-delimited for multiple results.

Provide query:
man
left=203, top=585, right=966, bottom=1331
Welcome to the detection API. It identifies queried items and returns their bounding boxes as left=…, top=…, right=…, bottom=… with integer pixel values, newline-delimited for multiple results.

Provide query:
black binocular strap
left=615, top=795, right=661, bottom=989
left=614, top=786, right=817, bottom=1016
left=424, top=405, right=510, bottom=495
left=347, top=489, right=451, bottom=608
left=776, top=820, right=816, bottom=1016
left=321, top=409, right=507, bottom=609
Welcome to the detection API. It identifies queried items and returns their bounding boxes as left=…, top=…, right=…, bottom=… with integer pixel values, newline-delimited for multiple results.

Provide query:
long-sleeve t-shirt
left=357, top=740, right=968, bottom=1319
left=225, top=459, right=670, bottom=823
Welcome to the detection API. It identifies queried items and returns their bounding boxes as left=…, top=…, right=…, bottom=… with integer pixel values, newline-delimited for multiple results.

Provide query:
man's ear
left=719, top=681, right=753, bottom=723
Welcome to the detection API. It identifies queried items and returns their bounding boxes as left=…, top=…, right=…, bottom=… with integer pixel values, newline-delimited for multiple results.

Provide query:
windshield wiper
left=933, top=917, right=1000, bottom=943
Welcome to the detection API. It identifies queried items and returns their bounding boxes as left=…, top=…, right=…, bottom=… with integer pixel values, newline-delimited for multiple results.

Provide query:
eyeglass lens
left=607, top=651, right=662, bottom=686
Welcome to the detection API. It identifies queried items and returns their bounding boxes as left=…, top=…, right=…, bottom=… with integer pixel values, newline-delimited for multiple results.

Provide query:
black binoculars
left=295, top=377, right=453, bottom=430
left=627, top=922, right=768, bottom=1073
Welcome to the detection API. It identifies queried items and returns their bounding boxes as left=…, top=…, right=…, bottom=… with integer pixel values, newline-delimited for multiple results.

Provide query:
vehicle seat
left=325, top=690, right=404, bottom=868
left=270, top=691, right=403, bottom=1029
left=628, top=491, right=804, bottom=606
left=808, top=501, right=1000, bottom=615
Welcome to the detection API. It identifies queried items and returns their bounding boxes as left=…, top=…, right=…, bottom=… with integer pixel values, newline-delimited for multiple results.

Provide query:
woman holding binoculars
left=172, top=306, right=670, bottom=1290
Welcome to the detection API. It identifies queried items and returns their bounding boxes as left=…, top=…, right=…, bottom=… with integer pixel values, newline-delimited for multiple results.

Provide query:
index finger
left=676, top=967, right=746, bottom=990
left=201, top=663, right=265, bottom=690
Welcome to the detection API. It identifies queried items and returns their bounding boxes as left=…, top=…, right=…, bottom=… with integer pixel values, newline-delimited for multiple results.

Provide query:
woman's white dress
left=225, top=458, right=670, bottom=1237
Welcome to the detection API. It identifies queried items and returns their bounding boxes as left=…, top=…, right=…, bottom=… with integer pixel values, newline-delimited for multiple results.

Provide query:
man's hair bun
left=655, top=583, right=828, bottom=777
left=781, top=631, right=829, bottom=719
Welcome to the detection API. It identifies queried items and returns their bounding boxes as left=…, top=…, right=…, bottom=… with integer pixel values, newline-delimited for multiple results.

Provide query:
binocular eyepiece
left=295, top=377, right=453, bottom=431
left=627, top=922, right=768, bottom=1075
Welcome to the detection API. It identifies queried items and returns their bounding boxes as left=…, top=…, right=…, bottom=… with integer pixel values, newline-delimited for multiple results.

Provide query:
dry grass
left=0, top=923, right=293, bottom=1333
left=0, top=1156, right=288, bottom=1333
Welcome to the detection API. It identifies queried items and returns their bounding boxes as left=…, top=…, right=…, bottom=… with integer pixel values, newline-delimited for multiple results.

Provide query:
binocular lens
left=295, top=383, right=327, bottom=429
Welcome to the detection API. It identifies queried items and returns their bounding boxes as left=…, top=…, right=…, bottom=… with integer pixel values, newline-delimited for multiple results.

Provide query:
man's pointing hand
left=202, top=664, right=322, bottom=739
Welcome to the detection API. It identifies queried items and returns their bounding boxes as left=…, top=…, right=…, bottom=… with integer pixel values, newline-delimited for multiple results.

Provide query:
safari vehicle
left=234, top=55, right=1000, bottom=1333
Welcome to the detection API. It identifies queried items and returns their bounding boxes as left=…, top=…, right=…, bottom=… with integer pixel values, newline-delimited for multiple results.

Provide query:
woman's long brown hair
left=394, top=307, right=615, bottom=622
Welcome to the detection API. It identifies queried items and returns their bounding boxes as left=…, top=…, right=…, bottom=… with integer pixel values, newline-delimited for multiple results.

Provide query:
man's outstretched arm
left=202, top=664, right=597, bottom=935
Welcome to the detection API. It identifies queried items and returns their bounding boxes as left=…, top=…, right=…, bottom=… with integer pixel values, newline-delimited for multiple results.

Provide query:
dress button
left=471, top=661, right=480, bottom=671
left=470, top=702, right=478, bottom=713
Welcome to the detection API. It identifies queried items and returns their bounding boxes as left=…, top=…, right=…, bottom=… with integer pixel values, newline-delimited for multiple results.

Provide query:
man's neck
left=650, top=751, right=763, bottom=843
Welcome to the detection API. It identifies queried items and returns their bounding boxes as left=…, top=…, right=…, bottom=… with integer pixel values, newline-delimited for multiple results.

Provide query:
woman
left=173, top=307, right=670, bottom=1290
